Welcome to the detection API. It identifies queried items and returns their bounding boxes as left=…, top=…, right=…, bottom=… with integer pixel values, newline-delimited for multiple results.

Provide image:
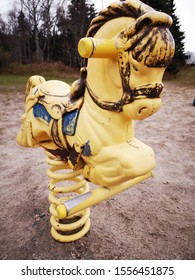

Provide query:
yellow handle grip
left=78, top=37, right=118, bottom=58
left=57, top=171, right=153, bottom=219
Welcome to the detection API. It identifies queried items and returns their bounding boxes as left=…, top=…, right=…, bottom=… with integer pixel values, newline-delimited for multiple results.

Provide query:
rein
left=86, top=82, right=124, bottom=112
left=86, top=81, right=163, bottom=112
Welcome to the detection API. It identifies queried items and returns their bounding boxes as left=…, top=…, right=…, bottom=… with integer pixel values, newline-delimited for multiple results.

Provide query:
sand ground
left=0, top=81, right=194, bottom=260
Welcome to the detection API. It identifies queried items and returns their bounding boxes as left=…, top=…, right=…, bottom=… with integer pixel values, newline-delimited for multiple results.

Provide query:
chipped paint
left=82, top=140, right=92, bottom=157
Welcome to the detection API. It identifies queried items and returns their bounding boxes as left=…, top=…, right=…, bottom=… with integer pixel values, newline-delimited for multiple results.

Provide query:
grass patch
left=1, top=63, right=194, bottom=94
left=0, top=74, right=77, bottom=94
left=0, top=62, right=79, bottom=86
left=0, top=74, right=77, bottom=86
left=0, top=63, right=79, bottom=93
left=0, top=74, right=30, bottom=85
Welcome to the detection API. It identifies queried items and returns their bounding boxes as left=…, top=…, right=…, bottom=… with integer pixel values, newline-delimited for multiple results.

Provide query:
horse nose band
left=131, top=83, right=164, bottom=100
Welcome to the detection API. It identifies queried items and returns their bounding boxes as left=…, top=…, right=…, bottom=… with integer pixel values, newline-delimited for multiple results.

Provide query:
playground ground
left=0, top=81, right=194, bottom=260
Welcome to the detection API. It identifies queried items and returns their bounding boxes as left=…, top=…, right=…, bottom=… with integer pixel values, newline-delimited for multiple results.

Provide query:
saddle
left=25, top=76, right=85, bottom=170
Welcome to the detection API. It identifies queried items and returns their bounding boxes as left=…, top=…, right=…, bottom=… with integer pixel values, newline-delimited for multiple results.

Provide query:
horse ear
left=136, top=11, right=173, bottom=29
left=126, top=11, right=172, bottom=37
left=125, top=11, right=173, bottom=50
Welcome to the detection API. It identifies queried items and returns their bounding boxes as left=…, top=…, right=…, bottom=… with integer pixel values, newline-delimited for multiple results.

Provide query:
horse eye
left=132, top=65, right=138, bottom=72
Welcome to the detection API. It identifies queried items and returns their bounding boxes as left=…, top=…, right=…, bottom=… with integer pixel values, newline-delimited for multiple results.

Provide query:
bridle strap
left=86, top=81, right=163, bottom=112
left=86, top=82, right=124, bottom=112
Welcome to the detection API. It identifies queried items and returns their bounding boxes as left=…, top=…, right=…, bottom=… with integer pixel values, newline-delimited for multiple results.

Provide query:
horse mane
left=86, top=0, right=174, bottom=68
left=86, top=0, right=153, bottom=37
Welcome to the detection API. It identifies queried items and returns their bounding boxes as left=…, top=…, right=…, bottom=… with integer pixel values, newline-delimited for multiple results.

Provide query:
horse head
left=78, top=0, right=175, bottom=120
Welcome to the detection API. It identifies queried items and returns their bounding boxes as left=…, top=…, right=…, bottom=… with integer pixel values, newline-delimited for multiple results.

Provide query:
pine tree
left=17, top=11, right=32, bottom=63
left=66, top=0, right=97, bottom=68
left=0, top=15, right=11, bottom=67
left=142, top=0, right=186, bottom=74
left=0, top=0, right=98, bottom=68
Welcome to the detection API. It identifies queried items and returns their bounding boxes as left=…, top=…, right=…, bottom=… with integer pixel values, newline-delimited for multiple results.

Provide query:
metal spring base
left=45, top=151, right=90, bottom=242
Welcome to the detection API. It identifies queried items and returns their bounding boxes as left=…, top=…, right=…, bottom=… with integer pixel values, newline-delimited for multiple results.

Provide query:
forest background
left=0, top=0, right=187, bottom=77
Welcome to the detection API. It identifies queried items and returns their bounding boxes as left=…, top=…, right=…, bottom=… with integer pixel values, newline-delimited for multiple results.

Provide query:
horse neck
left=82, top=59, right=134, bottom=141
left=85, top=16, right=134, bottom=100
left=88, top=56, right=122, bottom=96
left=81, top=17, right=135, bottom=140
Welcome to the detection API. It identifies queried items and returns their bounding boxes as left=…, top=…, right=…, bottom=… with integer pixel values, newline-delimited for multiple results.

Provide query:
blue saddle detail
left=33, top=103, right=52, bottom=123
left=62, top=110, right=80, bottom=136
left=33, top=103, right=79, bottom=136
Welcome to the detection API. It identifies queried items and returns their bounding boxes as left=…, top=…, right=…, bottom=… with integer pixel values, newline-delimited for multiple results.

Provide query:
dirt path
left=0, top=81, right=194, bottom=260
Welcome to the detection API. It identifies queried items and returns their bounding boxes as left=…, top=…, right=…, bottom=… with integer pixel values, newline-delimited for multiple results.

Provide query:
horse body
left=16, top=0, right=175, bottom=187
left=66, top=15, right=164, bottom=186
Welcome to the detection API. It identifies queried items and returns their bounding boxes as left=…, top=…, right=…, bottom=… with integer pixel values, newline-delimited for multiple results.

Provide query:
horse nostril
left=138, top=107, right=147, bottom=115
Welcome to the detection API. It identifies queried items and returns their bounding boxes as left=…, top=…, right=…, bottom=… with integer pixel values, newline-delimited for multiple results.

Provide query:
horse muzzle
left=123, top=97, right=162, bottom=120
left=123, top=83, right=163, bottom=120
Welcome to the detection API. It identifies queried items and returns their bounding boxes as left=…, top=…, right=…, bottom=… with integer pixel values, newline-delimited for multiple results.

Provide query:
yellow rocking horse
left=16, top=0, right=175, bottom=242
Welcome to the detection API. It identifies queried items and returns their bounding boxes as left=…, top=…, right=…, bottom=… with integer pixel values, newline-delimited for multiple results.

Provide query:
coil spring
left=45, top=151, right=90, bottom=242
